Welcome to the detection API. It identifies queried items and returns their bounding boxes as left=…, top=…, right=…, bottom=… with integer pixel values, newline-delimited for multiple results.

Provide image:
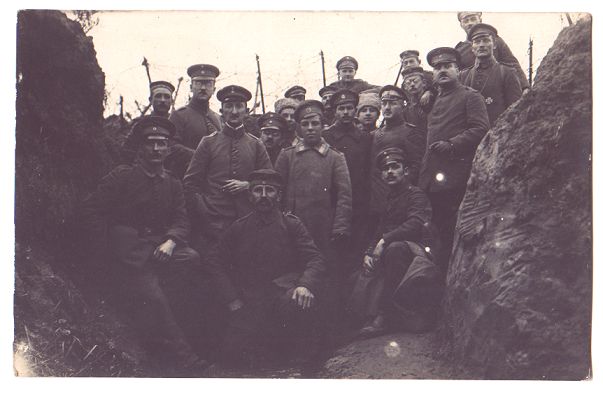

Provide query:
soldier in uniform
left=323, top=89, right=372, bottom=266
left=169, top=64, right=223, bottom=150
left=183, top=85, right=272, bottom=247
left=459, top=23, right=523, bottom=125
left=419, top=47, right=490, bottom=269
left=284, top=85, right=307, bottom=102
left=327, top=56, right=380, bottom=95
left=401, top=66, right=433, bottom=134
left=274, top=97, right=300, bottom=147
left=257, top=112, right=288, bottom=166
left=454, top=12, right=530, bottom=91
left=349, top=147, right=442, bottom=337
left=356, top=92, right=380, bottom=133
left=274, top=100, right=352, bottom=273
left=82, top=116, right=207, bottom=374
left=319, top=85, right=337, bottom=127
left=399, top=50, right=437, bottom=111
left=207, top=169, right=327, bottom=372
left=368, top=85, right=426, bottom=239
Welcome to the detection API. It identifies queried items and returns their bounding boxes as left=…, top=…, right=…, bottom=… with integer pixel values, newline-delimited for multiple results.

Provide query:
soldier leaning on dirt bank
left=82, top=115, right=208, bottom=375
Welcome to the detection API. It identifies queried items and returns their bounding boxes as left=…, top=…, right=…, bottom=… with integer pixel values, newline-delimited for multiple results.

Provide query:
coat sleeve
left=206, top=223, right=240, bottom=305
left=331, top=152, right=353, bottom=237
left=502, top=66, right=523, bottom=110
left=164, top=179, right=190, bottom=244
left=182, top=137, right=210, bottom=218
left=448, top=92, right=490, bottom=155
left=382, top=189, right=432, bottom=246
left=495, top=36, right=530, bottom=90
left=286, top=216, right=327, bottom=294
left=168, top=111, right=186, bottom=145
left=255, top=139, right=274, bottom=171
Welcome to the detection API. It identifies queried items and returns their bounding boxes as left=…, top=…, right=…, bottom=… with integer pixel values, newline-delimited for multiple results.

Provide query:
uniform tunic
left=459, top=57, right=522, bottom=125
left=169, top=98, right=223, bottom=150
left=369, top=120, right=426, bottom=215
left=183, top=124, right=273, bottom=234
left=327, top=79, right=381, bottom=95
left=274, top=140, right=352, bottom=253
left=455, top=35, right=530, bottom=90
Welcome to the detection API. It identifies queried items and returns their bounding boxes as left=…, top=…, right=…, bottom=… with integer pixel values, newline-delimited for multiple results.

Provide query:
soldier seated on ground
left=206, top=169, right=328, bottom=373
left=348, top=147, right=443, bottom=338
left=82, top=116, right=208, bottom=375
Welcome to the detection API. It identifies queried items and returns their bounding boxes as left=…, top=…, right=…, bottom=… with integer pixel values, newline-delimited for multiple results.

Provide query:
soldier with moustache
left=319, top=85, right=337, bottom=127
left=418, top=47, right=490, bottom=270
left=257, top=112, right=288, bottom=166
left=459, top=23, right=522, bottom=125
left=454, top=12, right=530, bottom=91
left=401, top=66, right=433, bottom=134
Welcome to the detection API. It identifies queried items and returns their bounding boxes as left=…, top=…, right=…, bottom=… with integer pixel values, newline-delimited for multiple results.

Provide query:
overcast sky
left=87, top=10, right=576, bottom=118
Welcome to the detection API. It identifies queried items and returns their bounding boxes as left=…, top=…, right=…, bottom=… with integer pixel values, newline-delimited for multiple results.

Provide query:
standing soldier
left=324, top=89, right=373, bottom=265
left=169, top=64, right=223, bottom=151
left=284, top=85, right=307, bottom=102
left=419, top=47, right=490, bottom=269
left=82, top=116, right=207, bottom=374
left=401, top=66, right=433, bottom=134
left=369, top=85, right=426, bottom=238
left=207, top=169, right=327, bottom=373
left=319, top=86, right=337, bottom=127
left=327, top=56, right=380, bottom=95
left=356, top=92, right=380, bottom=133
left=257, top=112, right=288, bottom=166
left=459, top=23, right=522, bottom=125
left=454, top=12, right=530, bottom=91
left=183, top=85, right=272, bottom=249
left=274, top=97, right=300, bottom=147
left=274, top=100, right=352, bottom=275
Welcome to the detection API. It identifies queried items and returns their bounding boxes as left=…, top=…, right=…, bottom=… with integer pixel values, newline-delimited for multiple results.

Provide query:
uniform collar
left=136, top=163, right=167, bottom=179
left=295, top=138, right=330, bottom=156
left=438, top=80, right=461, bottom=97
left=331, top=122, right=362, bottom=141
left=188, top=97, right=209, bottom=113
left=475, top=56, right=497, bottom=69
left=222, top=122, right=245, bottom=138
left=253, top=209, right=282, bottom=226
left=388, top=181, right=411, bottom=197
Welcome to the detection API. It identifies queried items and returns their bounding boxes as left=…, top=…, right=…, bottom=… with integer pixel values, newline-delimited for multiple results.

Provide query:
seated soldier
left=206, top=169, right=328, bottom=373
left=82, top=116, right=207, bottom=375
left=348, top=147, right=443, bottom=337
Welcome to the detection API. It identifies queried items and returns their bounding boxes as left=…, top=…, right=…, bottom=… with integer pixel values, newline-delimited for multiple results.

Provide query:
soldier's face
left=381, top=160, right=407, bottom=186
left=358, top=106, right=379, bottom=127
left=291, top=94, right=305, bottom=102
left=460, top=14, right=482, bottom=34
left=151, top=91, right=173, bottom=115
left=402, top=57, right=421, bottom=70
left=190, top=79, right=215, bottom=101
left=260, top=128, right=282, bottom=149
left=279, top=108, right=297, bottom=132
left=221, top=101, right=248, bottom=126
left=140, top=137, right=169, bottom=166
left=381, top=98, right=404, bottom=122
left=334, top=103, right=356, bottom=125
left=250, top=183, right=280, bottom=213
left=403, top=75, right=426, bottom=96
left=321, top=93, right=334, bottom=108
left=299, top=114, right=323, bottom=146
left=472, top=35, right=496, bottom=58
left=338, top=67, right=356, bottom=82
left=433, top=62, right=459, bottom=86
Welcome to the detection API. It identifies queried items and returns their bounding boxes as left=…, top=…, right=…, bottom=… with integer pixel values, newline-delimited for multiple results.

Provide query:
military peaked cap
left=457, top=11, right=482, bottom=21
left=426, top=47, right=461, bottom=67
left=149, top=80, right=175, bottom=94
left=318, top=86, right=337, bottom=98
left=379, top=85, right=406, bottom=101
left=469, top=23, right=498, bottom=40
left=293, top=100, right=324, bottom=122
left=187, top=64, right=220, bottom=80
left=400, top=50, right=420, bottom=60
left=249, top=169, right=284, bottom=187
left=402, top=66, right=426, bottom=79
left=216, top=85, right=252, bottom=103
left=131, top=116, right=176, bottom=144
left=336, top=56, right=359, bottom=70
left=377, top=147, right=407, bottom=169
left=284, top=85, right=307, bottom=99
left=331, top=89, right=359, bottom=107
left=258, top=112, right=288, bottom=131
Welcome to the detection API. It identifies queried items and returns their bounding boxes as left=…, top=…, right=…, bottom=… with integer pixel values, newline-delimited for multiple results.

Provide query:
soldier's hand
left=222, top=179, right=250, bottom=194
left=362, top=255, right=375, bottom=274
left=429, top=140, right=454, bottom=156
left=227, top=298, right=244, bottom=312
left=153, top=239, right=176, bottom=262
left=420, top=90, right=433, bottom=106
left=292, top=286, right=315, bottom=309
left=372, top=238, right=386, bottom=258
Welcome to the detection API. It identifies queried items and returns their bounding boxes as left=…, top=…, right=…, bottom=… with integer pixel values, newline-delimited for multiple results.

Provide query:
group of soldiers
left=83, top=12, right=527, bottom=376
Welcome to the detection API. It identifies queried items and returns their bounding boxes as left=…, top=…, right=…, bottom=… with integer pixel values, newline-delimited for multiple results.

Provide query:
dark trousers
left=427, top=187, right=466, bottom=270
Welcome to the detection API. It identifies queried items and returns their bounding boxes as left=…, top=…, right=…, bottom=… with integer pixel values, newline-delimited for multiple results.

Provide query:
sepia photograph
left=5, top=0, right=598, bottom=394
